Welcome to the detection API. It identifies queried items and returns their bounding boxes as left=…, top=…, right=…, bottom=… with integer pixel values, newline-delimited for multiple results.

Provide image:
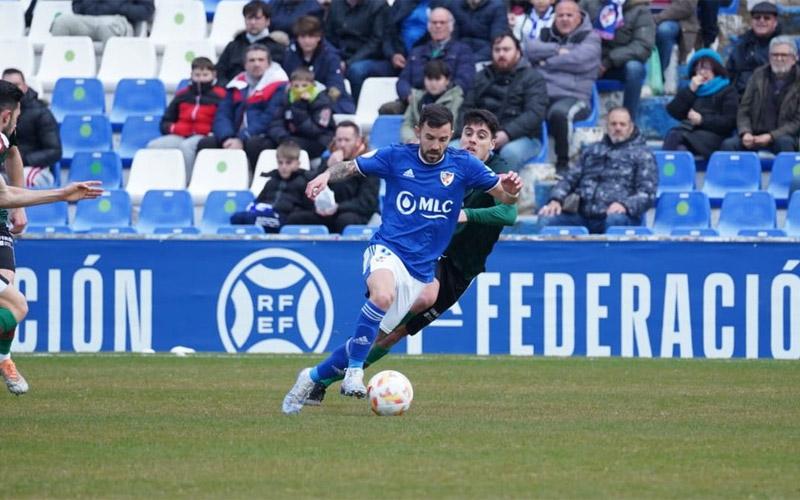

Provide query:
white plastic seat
left=149, top=0, right=208, bottom=51
left=0, top=2, right=25, bottom=40
left=28, top=1, right=72, bottom=51
left=36, top=37, right=97, bottom=91
left=158, top=40, right=217, bottom=92
left=334, top=77, right=398, bottom=134
left=126, top=149, right=187, bottom=204
left=97, top=37, right=157, bottom=91
left=189, top=149, right=249, bottom=204
left=250, top=149, right=310, bottom=195
left=209, top=0, right=247, bottom=52
left=0, top=38, right=34, bottom=78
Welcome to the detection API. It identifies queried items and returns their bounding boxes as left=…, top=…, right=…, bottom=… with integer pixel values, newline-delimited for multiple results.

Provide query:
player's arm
left=486, top=172, right=523, bottom=205
left=0, top=179, right=103, bottom=208
left=463, top=200, right=518, bottom=226
left=5, top=146, right=27, bottom=233
left=305, top=159, right=360, bottom=201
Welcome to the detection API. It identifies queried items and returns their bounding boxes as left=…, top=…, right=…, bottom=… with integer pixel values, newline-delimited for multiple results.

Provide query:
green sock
left=0, top=308, right=18, bottom=355
left=319, top=345, right=392, bottom=387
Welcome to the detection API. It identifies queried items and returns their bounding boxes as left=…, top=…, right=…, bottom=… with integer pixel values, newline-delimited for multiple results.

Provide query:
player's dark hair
left=191, top=57, right=216, bottom=72
left=492, top=32, right=521, bottom=52
left=1, top=68, right=24, bottom=83
left=418, top=103, right=453, bottom=129
left=244, top=43, right=271, bottom=64
left=293, top=15, right=322, bottom=37
left=243, top=0, right=270, bottom=19
left=423, top=59, right=450, bottom=80
left=0, top=80, right=23, bottom=112
left=462, top=109, right=499, bottom=137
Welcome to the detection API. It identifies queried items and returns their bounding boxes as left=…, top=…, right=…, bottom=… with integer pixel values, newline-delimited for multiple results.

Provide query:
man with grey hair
left=721, top=35, right=800, bottom=153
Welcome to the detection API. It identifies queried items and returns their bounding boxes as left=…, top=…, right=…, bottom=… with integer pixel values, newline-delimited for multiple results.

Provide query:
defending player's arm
left=305, top=159, right=360, bottom=200
left=462, top=200, right=518, bottom=226
left=0, top=179, right=103, bottom=208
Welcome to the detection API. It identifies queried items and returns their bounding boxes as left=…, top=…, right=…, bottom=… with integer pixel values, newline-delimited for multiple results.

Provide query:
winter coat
left=652, top=0, right=700, bottom=64
left=15, top=88, right=61, bottom=168
left=215, top=31, right=287, bottom=87
left=401, top=85, right=464, bottom=142
left=72, top=0, right=154, bottom=24
left=737, top=64, right=800, bottom=140
left=269, top=0, right=324, bottom=34
left=548, top=128, right=657, bottom=218
left=160, top=82, right=226, bottom=137
left=382, top=0, right=427, bottom=60
left=267, top=87, right=336, bottom=146
left=282, top=40, right=356, bottom=114
left=666, top=84, right=738, bottom=158
left=255, top=169, right=314, bottom=219
left=317, top=152, right=380, bottom=219
left=461, top=58, right=548, bottom=141
left=325, top=0, right=387, bottom=64
left=725, top=27, right=781, bottom=96
left=434, top=0, right=508, bottom=62
left=524, top=9, right=601, bottom=102
left=396, top=39, right=475, bottom=102
left=580, top=0, right=655, bottom=69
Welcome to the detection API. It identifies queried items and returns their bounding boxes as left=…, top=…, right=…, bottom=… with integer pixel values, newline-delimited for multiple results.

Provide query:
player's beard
left=421, top=146, right=444, bottom=163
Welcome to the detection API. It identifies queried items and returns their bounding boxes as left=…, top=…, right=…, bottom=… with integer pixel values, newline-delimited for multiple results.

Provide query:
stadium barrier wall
left=12, top=237, right=800, bottom=359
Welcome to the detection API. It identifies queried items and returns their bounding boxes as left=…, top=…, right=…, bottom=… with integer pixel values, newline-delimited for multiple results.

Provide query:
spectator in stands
left=382, top=0, right=431, bottom=79
left=461, top=33, right=547, bottom=169
left=215, top=1, right=288, bottom=87
left=269, top=0, right=324, bottom=35
left=284, top=121, right=379, bottom=232
left=651, top=0, right=700, bottom=77
left=697, top=0, right=721, bottom=48
left=49, top=0, right=154, bottom=44
left=381, top=7, right=474, bottom=115
left=230, top=141, right=313, bottom=233
left=726, top=1, right=781, bottom=96
left=442, top=0, right=508, bottom=63
left=720, top=36, right=800, bottom=154
left=197, top=44, right=288, bottom=171
left=147, top=58, right=226, bottom=179
left=325, top=0, right=393, bottom=101
left=401, top=60, right=464, bottom=143
left=580, top=0, right=655, bottom=117
left=267, top=67, right=336, bottom=160
left=282, top=16, right=356, bottom=114
left=512, top=0, right=556, bottom=45
left=538, top=107, right=657, bottom=234
left=663, top=49, right=737, bottom=160
left=1, top=69, right=61, bottom=188
left=525, top=0, right=600, bottom=172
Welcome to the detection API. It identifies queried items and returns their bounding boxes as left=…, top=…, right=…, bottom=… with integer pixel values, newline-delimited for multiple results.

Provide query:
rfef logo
left=217, top=248, right=334, bottom=353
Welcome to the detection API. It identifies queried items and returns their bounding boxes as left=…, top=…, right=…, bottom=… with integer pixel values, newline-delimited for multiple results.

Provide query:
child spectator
left=230, top=141, right=313, bottom=232
left=401, top=60, right=464, bottom=143
left=147, top=57, right=226, bottom=178
left=267, top=67, right=335, bottom=160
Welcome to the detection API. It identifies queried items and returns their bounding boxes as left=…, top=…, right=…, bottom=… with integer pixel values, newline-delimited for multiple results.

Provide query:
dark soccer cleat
left=303, top=382, right=327, bottom=406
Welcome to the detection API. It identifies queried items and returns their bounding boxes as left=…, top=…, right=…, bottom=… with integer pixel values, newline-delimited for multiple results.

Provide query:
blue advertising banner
left=12, top=238, right=800, bottom=359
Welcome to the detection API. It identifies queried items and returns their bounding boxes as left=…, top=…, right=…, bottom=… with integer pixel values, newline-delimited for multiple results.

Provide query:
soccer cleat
left=304, top=382, right=327, bottom=406
left=281, top=367, right=314, bottom=415
left=340, top=367, right=366, bottom=398
left=0, top=359, right=29, bottom=395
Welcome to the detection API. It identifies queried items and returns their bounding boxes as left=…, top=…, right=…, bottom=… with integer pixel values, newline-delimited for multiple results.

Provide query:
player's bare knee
left=6, top=290, right=27, bottom=322
left=370, top=291, right=395, bottom=311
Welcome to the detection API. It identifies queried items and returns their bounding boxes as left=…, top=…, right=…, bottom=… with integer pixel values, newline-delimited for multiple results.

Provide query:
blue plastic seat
left=68, top=151, right=123, bottom=189
left=653, top=191, right=711, bottom=235
left=217, top=225, right=264, bottom=235
left=370, top=115, right=403, bottom=149
left=539, top=225, right=589, bottom=236
left=109, top=78, right=167, bottom=131
left=528, top=121, right=549, bottom=164
left=279, top=224, right=330, bottom=235
left=88, top=226, right=138, bottom=234
left=719, top=0, right=738, bottom=15
left=72, top=190, right=132, bottom=232
left=671, top=228, right=719, bottom=237
left=717, top=191, right=776, bottom=237
left=341, top=225, right=377, bottom=237
left=654, top=150, right=695, bottom=195
left=606, top=226, right=653, bottom=236
left=204, top=0, right=220, bottom=20
left=199, top=190, right=255, bottom=234
left=702, top=151, right=761, bottom=204
left=153, top=226, right=201, bottom=235
left=784, top=191, right=800, bottom=237
left=766, top=152, right=800, bottom=207
left=573, top=85, right=600, bottom=128
left=118, top=115, right=162, bottom=167
left=26, top=200, right=68, bottom=227
left=26, top=225, right=73, bottom=234
left=50, top=78, right=105, bottom=123
left=137, top=189, right=194, bottom=234
left=501, top=219, right=540, bottom=235
left=59, top=114, right=113, bottom=165
left=738, top=228, right=787, bottom=237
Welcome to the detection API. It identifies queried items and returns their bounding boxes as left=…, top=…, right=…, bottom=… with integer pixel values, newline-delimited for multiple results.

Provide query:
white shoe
left=281, top=368, right=314, bottom=415
left=340, top=367, right=366, bottom=398
left=0, top=359, right=28, bottom=395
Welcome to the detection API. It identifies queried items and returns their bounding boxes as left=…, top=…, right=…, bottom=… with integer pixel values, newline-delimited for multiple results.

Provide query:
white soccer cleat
left=0, top=359, right=29, bottom=395
left=281, top=367, right=314, bottom=415
left=340, top=367, right=366, bottom=398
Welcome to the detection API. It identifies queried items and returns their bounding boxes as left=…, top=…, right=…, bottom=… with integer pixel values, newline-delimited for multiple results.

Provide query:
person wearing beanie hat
left=663, top=48, right=737, bottom=159
left=725, top=0, right=781, bottom=95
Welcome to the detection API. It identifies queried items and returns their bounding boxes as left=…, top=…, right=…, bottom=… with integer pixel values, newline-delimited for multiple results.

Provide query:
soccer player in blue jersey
left=282, top=104, right=522, bottom=414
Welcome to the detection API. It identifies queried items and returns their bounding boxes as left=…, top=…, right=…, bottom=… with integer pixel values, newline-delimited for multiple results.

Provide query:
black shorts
left=0, top=227, right=14, bottom=271
left=405, top=255, right=472, bottom=336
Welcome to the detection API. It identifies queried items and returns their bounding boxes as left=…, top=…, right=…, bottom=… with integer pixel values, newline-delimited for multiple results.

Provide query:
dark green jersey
left=0, top=132, right=16, bottom=227
left=444, top=154, right=517, bottom=280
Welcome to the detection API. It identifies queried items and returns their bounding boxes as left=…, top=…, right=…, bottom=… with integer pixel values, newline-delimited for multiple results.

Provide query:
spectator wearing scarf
left=513, top=0, right=556, bottom=46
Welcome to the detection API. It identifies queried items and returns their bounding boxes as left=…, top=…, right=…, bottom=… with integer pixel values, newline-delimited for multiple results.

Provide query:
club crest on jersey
left=440, top=171, right=454, bottom=186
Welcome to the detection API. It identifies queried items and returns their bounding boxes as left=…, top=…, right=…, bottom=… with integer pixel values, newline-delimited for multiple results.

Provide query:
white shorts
left=362, top=244, right=428, bottom=333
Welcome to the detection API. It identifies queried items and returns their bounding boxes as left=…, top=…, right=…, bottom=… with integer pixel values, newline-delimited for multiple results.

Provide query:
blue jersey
left=355, top=144, right=499, bottom=282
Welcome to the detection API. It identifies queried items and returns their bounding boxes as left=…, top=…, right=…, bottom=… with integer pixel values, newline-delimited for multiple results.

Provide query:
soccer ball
left=367, top=370, right=413, bottom=416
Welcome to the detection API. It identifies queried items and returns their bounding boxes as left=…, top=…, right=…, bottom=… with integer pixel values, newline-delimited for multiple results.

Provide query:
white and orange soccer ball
left=367, top=370, right=413, bottom=416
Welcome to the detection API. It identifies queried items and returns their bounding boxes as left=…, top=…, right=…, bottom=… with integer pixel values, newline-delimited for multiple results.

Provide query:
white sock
left=0, top=352, right=11, bottom=362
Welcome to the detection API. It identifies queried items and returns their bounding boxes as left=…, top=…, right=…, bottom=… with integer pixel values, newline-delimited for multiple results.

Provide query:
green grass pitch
left=2, top=355, right=799, bottom=498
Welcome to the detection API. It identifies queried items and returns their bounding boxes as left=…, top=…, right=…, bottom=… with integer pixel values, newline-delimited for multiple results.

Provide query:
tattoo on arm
left=327, top=160, right=358, bottom=182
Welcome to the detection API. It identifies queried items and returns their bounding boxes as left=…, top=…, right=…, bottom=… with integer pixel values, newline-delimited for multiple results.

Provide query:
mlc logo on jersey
left=217, top=248, right=334, bottom=353
left=396, top=191, right=453, bottom=220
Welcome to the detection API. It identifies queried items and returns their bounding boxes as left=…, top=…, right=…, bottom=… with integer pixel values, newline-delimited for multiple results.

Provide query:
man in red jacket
left=147, top=57, right=226, bottom=178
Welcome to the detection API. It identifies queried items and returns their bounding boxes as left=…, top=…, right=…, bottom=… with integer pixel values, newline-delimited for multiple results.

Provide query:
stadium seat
left=36, top=37, right=96, bottom=91
left=59, top=114, right=113, bottom=165
left=501, top=219, right=540, bottom=235
left=158, top=40, right=217, bottom=92
left=68, top=151, right=123, bottom=189
left=766, top=152, right=800, bottom=207
left=279, top=224, right=330, bottom=235
left=188, top=149, right=249, bottom=204
left=26, top=201, right=69, bottom=230
left=209, top=0, right=247, bottom=52
left=250, top=149, right=311, bottom=194
left=335, top=77, right=398, bottom=134
left=149, top=0, right=208, bottom=51
left=719, top=0, right=738, bottom=14
left=118, top=115, right=163, bottom=166
left=606, top=226, right=654, bottom=236
left=573, top=84, right=600, bottom=128
left=89, top=226, right=138, bottom=234
left=72, top=190, right=132, bottom=232
left=670, top=228, right=719, bottom=237
left=26, top=225, right=74, bottom=234
left=701, top=151, right=761, bottom=204
left=126, top=149, right=187, bottom=204
left=738, top=229, right=787, bottom=237
left=97, top=38, right=158, bottom=91
left=199, top=190, right=254, bottom=233
left=153, top=226, right=201, bottom=235
left=528, top=121, right=549, bottom=164
left=217, top=225, right=263, bottom=235
left=0, top=2, right=25, bottom=39
left=717, top=191, right=776, bottom=237
left=654, top=150, right=695, bottom=195
left=539, top=225, right=589, bottom=236
left=110, top=79, right=167, bottom=131
left=203, top=0, right=222, bottom=20
left=342, top=225, right=377, bottom=237
left=0, top=38, right=34, bottom=79
left=28, top=1, right=72, bottom=50
left=652, top=191, right=711, bottom=235
left=50, top=78, right=105, bottom=123
left=784, top=192, right=800, bottom=237
left=137, top=189, right=194, bottom=234
left=369, top=115, right=403, bottom=149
